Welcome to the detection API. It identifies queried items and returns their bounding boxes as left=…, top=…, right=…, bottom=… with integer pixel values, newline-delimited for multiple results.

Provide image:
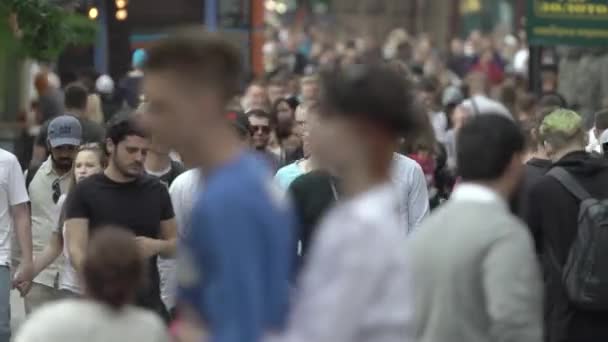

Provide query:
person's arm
left=11, top=203, right=33, bottom=284
left=407, top=163, right=430, bottom=233
left=483, top=227, right=543, bottom=342
left=135, top=185, right=177, bottom=258
left=64, top=218, right=89, bottom=274
left=8, top=156, right=33, bottom=287
left=32, top=232, right=63, bottom=278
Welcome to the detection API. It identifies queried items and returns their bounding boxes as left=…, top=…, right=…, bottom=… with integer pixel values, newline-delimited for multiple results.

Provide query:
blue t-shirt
left=178, top=153, right=295, bottom=342
left=274, top=161, right=305, bottom=191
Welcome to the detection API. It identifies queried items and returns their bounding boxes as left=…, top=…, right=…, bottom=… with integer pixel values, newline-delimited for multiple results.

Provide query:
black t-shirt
left=36, top=115, right=106, bottom=148
left=288, top=170, right=339, bottom=265
left=65, top=173, right=174, bottom=316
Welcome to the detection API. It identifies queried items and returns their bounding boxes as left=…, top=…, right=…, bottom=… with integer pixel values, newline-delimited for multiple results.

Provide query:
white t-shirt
left=0, top=149, right=29, bottom=266
left=158, top=169, right=202, bottom=309
left=15, top=299, right=169, bottom=342
left=52, top=195, right=80, bottom=294
left=461, top=95, right=512, bottom=118
left=272, top=184, right=412, bottom=342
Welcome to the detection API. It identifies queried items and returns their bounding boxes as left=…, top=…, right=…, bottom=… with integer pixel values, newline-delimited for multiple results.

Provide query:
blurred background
left=2, top=0, right=608, bottom=166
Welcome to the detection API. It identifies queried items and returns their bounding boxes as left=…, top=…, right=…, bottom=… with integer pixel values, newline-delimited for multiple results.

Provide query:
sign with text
left=527, top=0, right=608, bottom=46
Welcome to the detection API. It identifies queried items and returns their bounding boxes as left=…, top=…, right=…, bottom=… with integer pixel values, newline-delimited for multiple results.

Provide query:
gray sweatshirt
left=404, top=184, right=543, bottom=342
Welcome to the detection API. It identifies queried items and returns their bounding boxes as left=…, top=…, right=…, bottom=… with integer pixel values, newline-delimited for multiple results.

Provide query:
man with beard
left=23, top=115, right=82, bottom=313
left=64, top=115, right=177, bottom=321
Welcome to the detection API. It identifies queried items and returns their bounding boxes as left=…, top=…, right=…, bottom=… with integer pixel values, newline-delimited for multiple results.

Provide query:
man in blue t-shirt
left=142, top=29, right=295, bottom=342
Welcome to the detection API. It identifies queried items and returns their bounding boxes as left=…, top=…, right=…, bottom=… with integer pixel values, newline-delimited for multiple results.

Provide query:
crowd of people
left=0, top=23, right=607, bottom=342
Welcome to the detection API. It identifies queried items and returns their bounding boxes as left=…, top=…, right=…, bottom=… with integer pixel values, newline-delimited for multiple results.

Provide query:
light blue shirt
left=274, top=161, right=305, bottom=190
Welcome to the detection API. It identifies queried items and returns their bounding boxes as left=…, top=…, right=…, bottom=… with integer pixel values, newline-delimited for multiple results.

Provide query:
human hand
left=15, top=281, right=32, bottom=297
left=12, top=260, right=34, bottom=287
left=135, top=236, right=161, bottom=259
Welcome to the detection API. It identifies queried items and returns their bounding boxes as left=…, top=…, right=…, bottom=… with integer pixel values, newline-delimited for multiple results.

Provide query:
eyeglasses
left=250, top=125, right=271, bottom=134
left=52, top=179, right=61, bottom=204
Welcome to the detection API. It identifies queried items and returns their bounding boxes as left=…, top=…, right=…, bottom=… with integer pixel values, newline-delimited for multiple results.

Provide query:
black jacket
left=524, top=151, right=608, bottom=342
left=516, top=158, right=552, bottom=220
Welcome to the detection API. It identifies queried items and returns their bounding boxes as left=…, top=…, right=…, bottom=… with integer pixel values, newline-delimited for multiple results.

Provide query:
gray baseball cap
left=47, top=115, right=82, bottom=148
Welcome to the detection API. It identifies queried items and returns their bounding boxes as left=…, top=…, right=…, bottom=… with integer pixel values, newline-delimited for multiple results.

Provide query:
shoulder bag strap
left=547, top=167, right=592, bottom=201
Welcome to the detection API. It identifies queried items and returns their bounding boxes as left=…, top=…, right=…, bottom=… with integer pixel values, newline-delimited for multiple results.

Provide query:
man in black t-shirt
left=64, top=115, right=177, bottom=321
left=32, top=83, right=106, bottom=165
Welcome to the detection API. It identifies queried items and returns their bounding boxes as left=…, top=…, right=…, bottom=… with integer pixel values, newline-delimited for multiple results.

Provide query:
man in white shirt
left=24, top=116, right=82, bottom=313
left=0, top=148, right=33, bottom=341
left=461, top=72, right=511, bottom=118
left=273, top=64, right=418, bottom=342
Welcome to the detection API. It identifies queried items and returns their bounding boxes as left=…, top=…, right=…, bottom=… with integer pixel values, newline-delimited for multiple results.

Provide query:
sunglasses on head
left=250, top=125, right=271, bottom=134
left=52, top=179, right=61, bottom=204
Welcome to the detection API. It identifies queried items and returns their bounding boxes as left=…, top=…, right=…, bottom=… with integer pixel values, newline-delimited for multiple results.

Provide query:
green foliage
left=2, top=0, right=97, bottom=61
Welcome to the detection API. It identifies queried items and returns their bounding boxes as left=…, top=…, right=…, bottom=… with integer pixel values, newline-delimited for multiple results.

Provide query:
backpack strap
left=547, top=167, right=592, bottom=201
left=25, top=163, right=41, bottom=192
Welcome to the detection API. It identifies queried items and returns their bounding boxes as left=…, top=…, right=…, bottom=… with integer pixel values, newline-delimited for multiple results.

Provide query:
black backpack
left=548, top=167, right=608, bottom=311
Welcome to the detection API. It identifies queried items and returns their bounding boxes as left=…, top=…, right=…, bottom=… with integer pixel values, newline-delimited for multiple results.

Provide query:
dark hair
left=538, top=92, right=567, bottom=109
left=319, top=64, right=418, bottom=135
left=457, top=115, right=524, bottom=181
left=83, top=226, right=146, bottom=309
left=267, top=75, right=287, bottom=88
left=417, top=76, right=439, bottom=94
left=595, top=109, right=608, bottom=131
left=64, top=82, right=89, bottom=111
left=144, top=28, right=243, bottom=102
left=246, top=108, right=272, bottom=121
left=106, top=114, right=147, bottom=146
left=272, top=97, right=299, bottom=117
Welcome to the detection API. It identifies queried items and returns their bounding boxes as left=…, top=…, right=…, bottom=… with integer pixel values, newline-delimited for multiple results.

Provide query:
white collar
left=451, top=183, right=507, bottom=209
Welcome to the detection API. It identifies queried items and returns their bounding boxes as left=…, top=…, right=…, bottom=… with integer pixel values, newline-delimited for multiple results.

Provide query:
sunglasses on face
left=52, top=179, right=61, bottom=204
left=250, top=125, right=271, bottom=134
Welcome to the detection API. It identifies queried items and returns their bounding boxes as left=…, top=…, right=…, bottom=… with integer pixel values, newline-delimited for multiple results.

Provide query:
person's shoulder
left=275, top=164, right=291, bottom=178
left=138, top=174, right=168, bottom=190
left=123, top=305, right=167, bottom=328
left=392, top=153, right=425, bottom=178
left=529, top=173, right=562, bottom=196
left=0, top=148, right=18, bottom=164
left=78, top=172, right=105, bottom=187
left=290, top=169, right=330, bottom=188
left=20, top=299, right=83, bottom=326
left=170, top=169, right=201, bottom=191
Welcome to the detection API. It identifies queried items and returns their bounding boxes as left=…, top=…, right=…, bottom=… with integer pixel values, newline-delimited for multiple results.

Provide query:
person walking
left=17, top=144, right=107, bottom=298
left=524, top=108, right=608, bottom=342
left=273, top=64, right=418, bottom=342
left=0, top=148, right=33, bottom=341
left=142, top=29, right=295, bottom=342
left=405, top=114, right=543, bottom=342
left=22, top=115, right=82, bottom=313
left=64, top=115, right=177, bottom=321
left=15, top=226, right=170, bottom=342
